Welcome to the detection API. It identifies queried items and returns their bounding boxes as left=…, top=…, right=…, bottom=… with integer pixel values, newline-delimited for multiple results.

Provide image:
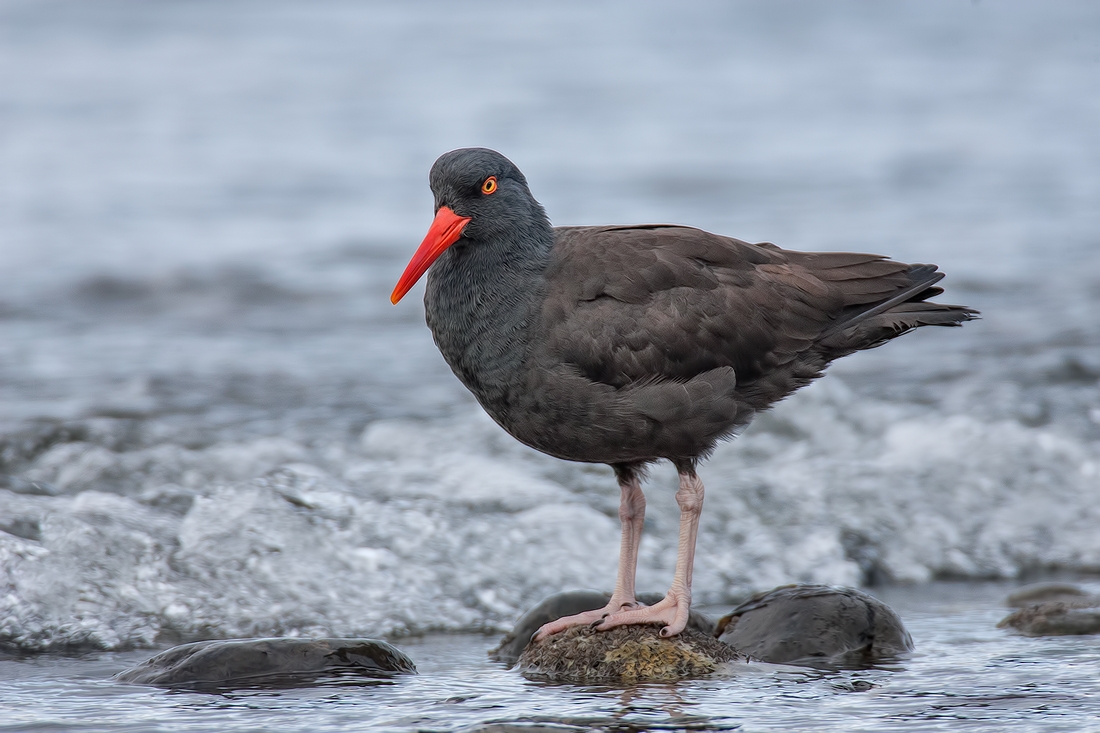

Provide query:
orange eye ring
left=481, top=176, right=498, bottom=195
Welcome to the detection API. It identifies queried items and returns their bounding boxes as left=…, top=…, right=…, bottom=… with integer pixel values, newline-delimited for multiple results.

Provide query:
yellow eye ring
left=481, top=176, right=498, bottom=195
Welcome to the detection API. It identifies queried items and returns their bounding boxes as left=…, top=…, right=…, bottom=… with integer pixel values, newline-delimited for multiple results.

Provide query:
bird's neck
left=424, top=216, right=554, bottom=406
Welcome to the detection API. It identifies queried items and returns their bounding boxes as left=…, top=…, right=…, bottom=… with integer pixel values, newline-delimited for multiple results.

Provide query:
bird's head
left=391, top=147, right=544, bottom=304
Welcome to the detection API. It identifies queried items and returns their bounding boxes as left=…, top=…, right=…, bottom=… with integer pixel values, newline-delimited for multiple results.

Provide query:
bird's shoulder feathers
left=538, top=224, right=913, bottom=388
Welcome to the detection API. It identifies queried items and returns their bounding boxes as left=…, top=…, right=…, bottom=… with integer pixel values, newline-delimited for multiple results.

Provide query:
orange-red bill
left=390, top=206, right=471, bottom=304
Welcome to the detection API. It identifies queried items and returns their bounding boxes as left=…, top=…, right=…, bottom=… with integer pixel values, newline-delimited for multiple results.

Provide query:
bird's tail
left=819, top=263, right=978, bottom=352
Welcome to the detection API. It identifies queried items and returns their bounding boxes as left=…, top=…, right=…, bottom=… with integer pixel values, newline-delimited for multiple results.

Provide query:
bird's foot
left=532, top=597, right=645, bottom=642
left=593, top=589, right=690, bottom=638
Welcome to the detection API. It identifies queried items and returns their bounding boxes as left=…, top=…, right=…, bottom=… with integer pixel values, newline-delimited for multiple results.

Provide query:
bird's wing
left=539, top=224, right=916, bottom=389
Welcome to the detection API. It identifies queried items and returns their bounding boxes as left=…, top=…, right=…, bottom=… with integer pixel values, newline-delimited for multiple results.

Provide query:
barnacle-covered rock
left=517, top=623, right=744, bottom=683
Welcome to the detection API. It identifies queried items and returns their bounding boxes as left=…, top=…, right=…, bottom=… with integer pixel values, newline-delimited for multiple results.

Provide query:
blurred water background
left=1, top=1, right=1099, bottom=730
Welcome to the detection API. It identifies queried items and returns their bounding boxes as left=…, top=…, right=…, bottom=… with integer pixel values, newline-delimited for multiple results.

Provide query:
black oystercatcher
left=391, top=148, right=976, bottom=640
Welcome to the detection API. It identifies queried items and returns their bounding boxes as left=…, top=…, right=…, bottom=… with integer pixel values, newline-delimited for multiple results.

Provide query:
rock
left=716, top=584, right=913, bottom=667
left=518, top=623, right=744, bottom=683
left=999, top=582, right=1100, bottom=636
left=998, top=600, right=1100, bottom=636
left=488, top=590, right=608, bottom=665
left=115, top=637, right=416, bottom=688
left=1005, top=582, right=1094, bottom=608
left=488, top=589, right=715, bottom=666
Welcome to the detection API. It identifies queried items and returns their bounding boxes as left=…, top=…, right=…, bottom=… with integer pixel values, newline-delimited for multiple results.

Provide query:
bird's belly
left=477, top=364, right=747, bottom=465
left=429, top=310, right=747, bottom=464
left=481, top=389, right=650, bottom=464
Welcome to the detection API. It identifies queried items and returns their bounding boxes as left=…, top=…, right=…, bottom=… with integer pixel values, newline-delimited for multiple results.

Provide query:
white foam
left=3, top=378, right=1098, bottom=650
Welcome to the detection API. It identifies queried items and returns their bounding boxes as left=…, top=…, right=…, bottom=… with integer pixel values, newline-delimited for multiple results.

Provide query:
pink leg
left=594, top=468, right=704, bottom=638
left=533, top=472, right=647, bottom=641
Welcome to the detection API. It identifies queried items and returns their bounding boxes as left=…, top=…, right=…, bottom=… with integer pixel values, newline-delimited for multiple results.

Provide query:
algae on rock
left=518, top=623, right=745, bottom=683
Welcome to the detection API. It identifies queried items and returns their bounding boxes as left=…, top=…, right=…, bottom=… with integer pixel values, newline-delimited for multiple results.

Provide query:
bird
left=390, top=147, right=977, bottom=641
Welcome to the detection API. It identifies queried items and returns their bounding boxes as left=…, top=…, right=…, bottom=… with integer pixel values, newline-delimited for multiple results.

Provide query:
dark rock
left=488, top=589, right=715, bottom=666
left=998, top=600, right=1100, bottom=636
left=115, top=637, right=416, bottom=688
left=716, top=584, right=913, bottom=667
left=1005, top=582, right=1095, bottom=608
left=518, top=623, right=744, bottom=683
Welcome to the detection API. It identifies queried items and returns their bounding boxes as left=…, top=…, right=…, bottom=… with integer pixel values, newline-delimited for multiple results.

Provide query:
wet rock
left=115, top=637, right=416, bottom=688
left=1005, top=582, right=1094, bottom=608
left=518, top=623, right=744, bottom=683
left=488, top=589, right=715, bottom=666
left=716, top=584, right=913, bottom=667
left=999, top=582, right=1100, bottom=636
left=998, top=600, right=1100, bottom=636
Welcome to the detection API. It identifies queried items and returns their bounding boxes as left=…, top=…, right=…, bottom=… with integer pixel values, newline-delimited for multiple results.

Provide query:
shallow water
left=2, top=0, right=1100, bottom=729
left=2, top=582, right=1100, bottom=732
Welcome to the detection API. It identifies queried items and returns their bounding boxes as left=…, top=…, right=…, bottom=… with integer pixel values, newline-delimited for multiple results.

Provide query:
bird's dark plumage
left=409, top=149, right=976, bottom=467
left=393, top=147, right=977, bottom=638
left=531, top=224, right=973, bottom=463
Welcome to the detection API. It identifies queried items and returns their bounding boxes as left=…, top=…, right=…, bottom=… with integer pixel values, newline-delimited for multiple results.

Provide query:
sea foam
left=3, top=379, right=1097, bottom=651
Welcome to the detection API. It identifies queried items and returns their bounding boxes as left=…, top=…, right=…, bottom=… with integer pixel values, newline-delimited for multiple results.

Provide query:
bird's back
left=515, top=224, right=975, bottom=463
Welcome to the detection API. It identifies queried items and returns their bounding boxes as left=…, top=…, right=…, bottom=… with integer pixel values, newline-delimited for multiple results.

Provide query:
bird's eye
left=481, top=176, right=498, bottom=195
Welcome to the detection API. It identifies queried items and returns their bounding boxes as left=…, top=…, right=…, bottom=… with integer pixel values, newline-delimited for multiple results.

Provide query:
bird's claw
left=591, top=591, right=690, bottom=637
left=532, top=593, right=691, bottom=641
left=531, top=598, right=641, bottom=642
